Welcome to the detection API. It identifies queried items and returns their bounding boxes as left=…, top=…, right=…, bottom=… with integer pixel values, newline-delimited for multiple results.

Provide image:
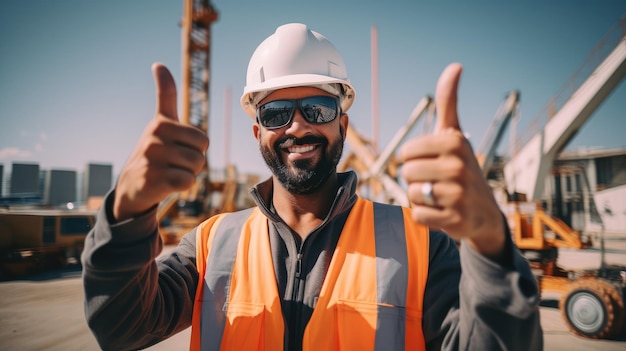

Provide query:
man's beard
left=259, top=133, right=344, bottom=195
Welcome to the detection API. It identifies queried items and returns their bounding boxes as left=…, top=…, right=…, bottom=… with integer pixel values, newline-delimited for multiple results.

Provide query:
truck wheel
left=560, top=279, right=621, bottom=339
left=603, top=280, right=624, bottom=337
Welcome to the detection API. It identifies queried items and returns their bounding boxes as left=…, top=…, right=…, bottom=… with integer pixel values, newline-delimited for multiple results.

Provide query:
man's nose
left=284, top=107, right=312, bottom=134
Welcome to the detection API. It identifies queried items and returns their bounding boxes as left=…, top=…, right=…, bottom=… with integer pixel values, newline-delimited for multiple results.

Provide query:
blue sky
left=1, top=1, right=625, bottom=180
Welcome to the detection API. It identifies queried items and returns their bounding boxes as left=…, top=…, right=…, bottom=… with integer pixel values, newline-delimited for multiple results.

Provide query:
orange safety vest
left=190, top=197, right=430, bottom=351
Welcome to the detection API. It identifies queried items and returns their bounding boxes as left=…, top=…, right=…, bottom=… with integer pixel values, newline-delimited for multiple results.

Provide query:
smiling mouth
left=288, top=145, right=316, bottom=153
left=279, top=139, right=318, bottom=154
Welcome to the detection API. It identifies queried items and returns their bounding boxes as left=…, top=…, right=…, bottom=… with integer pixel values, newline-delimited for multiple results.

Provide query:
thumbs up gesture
left=113, top=63, right=210, bottom=221
left=399, top=63, right=505, bottom=258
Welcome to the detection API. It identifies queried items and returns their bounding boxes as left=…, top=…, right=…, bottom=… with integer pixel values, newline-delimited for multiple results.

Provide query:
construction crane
left=177, top=0, right=218, bottom=214
left=475, top=90, right=520, bottom=178
left=503, top=16, right=626, bottom=202
left=157, top=0, right=219, bottom=243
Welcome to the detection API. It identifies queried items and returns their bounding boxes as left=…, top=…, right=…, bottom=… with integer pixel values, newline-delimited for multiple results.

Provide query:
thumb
left=152, top=62, right=178, bottom=120
left=434, top=63, right=463, bottom=133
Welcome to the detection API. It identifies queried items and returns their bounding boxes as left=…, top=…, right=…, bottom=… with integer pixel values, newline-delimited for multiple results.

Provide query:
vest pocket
left=221, top=302, right=265, bottom=350
left=335, top=300, right=421, bottom=350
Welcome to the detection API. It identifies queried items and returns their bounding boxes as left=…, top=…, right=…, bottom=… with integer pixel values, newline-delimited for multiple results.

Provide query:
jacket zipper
left=286, top=245, right=304, bottom=351
left=288, top=249, right=305, bottom=351
left=295, top=252, right=303, bottom=279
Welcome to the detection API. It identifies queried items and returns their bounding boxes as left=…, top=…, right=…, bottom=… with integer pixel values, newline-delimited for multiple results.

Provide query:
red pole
left=371, top=25, right=379, bottom=149
left=224, top=87, right=231, bottom=166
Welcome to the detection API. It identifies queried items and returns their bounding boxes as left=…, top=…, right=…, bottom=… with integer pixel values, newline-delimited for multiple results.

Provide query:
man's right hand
left=112, top=63, right=210, bottom=222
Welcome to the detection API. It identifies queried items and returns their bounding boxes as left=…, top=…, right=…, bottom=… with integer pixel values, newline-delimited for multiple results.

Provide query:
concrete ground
left=1, top=246, right=625, bottom=351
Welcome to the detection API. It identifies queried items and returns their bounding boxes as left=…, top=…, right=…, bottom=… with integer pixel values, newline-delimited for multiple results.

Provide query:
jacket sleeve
left=81, top=190, right=199, bottom=351
left=422, top=228, right=543, bottom=351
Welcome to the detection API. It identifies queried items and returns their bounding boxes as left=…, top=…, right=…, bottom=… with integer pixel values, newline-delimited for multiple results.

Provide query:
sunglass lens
left=259, top=100, right=294, bottom=128
left=301, top=96, right=338, bottom=124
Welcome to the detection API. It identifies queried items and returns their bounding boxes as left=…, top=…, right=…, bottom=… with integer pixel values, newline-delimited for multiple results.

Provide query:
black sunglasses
left=256, top=96, right=341, bottom=129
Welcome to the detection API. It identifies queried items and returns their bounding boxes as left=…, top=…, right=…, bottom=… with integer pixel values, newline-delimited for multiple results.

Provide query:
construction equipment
left=503, top=15, right=626, bottom=202
left=485, top=120, right=626, bottom=339
left=0, top=208, right=95, bottom=279
left=499, top=199, right=625, bottom=339
left=481, top=14, right=626, bottom=339
left=475, top=90, right=520, bottom=178
left=487, top=150, right=626, bottom=339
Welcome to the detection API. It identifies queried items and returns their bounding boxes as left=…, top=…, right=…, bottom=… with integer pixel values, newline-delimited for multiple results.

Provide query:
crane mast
left=181, top=0, right=218, bottom=132
left=159, top=1, right=256, bottom=242
left=157, top=0, right=218, bottom=223
left=178, top=0, right=218, bottom=213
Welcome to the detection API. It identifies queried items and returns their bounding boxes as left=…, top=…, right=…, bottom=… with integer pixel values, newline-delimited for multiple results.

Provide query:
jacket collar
left=249, top=171, right=359, bottom=223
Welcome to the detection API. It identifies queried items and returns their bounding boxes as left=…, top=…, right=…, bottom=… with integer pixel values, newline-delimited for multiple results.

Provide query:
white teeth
left=281, top=139, right=295, bottom=147
left=288, top=145, right=315, bottom=153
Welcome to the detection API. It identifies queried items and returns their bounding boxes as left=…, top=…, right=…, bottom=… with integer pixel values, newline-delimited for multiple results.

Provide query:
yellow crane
left=157, top=1, right=256, bottom=244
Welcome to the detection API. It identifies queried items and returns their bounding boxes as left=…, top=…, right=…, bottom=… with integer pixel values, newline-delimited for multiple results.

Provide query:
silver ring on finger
left=421, top=181, right=435, bottom=206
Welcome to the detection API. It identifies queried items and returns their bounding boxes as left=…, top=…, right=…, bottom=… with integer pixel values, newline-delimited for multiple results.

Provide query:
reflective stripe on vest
left=190, top=197, right=429, bottom=351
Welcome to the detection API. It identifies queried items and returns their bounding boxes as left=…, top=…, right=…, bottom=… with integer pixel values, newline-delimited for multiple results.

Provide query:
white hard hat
left=240, top=23, right=356, bottom=119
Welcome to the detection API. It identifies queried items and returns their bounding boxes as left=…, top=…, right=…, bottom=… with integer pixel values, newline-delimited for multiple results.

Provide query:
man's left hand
left=399, top=63, right=506, bottom=259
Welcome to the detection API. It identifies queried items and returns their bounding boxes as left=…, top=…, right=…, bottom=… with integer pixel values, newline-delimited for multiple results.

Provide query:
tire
left=605, top=283, right=625, bottom=337
left=560, top=278, right=623, bottom=339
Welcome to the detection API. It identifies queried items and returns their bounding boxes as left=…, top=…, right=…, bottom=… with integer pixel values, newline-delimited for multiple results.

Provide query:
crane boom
left=504, top=18, right=626, bottom=200
left=476, top=90, right=520, bottom=177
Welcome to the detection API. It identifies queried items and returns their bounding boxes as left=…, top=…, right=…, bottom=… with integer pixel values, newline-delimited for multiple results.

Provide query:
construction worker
left=82, top=23, right=543, bottom=350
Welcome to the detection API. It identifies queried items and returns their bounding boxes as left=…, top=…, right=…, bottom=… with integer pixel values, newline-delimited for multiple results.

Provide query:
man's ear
left=340, top=113, right=349, bottom=141
left=253, top=123, right=260, bottom=141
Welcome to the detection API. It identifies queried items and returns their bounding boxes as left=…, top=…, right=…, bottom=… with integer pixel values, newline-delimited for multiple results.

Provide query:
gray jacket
left=82, top=171, right=543, bottom=350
